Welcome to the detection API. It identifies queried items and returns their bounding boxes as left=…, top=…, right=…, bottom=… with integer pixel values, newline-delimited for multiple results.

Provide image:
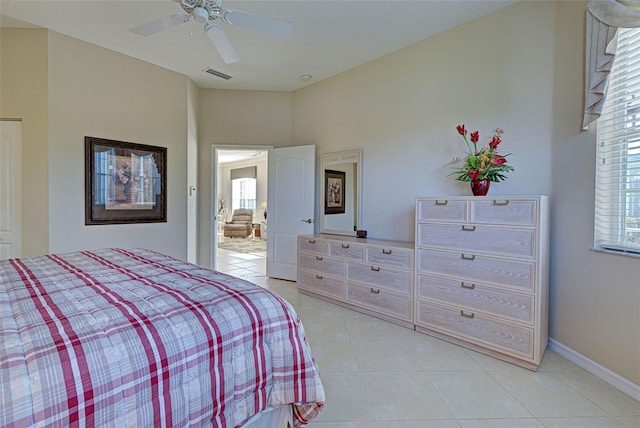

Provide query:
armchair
left=223, top=209, right=253, bottom=238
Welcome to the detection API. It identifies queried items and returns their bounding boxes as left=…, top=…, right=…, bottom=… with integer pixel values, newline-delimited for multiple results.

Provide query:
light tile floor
left=215, top=248, right=640, bottom=428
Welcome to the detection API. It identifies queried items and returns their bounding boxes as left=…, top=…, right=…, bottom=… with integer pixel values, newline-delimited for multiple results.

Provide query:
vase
left=470, top=178, right=490, bottom=196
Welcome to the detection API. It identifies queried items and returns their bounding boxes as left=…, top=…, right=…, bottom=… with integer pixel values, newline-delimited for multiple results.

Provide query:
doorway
left=211, top=144, right=316, bottom=281
left=212, top=146, right=269, bottom=277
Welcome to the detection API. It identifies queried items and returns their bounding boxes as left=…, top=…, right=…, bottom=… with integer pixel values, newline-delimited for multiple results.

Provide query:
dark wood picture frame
left=324, top=169, right=346, bottom=215
left=85, top=136, right=167, bottom=225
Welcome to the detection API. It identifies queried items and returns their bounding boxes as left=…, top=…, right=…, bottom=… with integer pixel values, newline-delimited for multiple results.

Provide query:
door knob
left=301, top=218, right=314, bottom=224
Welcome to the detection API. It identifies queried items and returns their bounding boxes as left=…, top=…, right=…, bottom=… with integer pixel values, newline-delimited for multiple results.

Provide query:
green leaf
left=468, top=155, right=479, bottom=169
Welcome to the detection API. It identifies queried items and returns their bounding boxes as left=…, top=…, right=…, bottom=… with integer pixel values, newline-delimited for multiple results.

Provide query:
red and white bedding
left=0, top=248, right=324, bottom=427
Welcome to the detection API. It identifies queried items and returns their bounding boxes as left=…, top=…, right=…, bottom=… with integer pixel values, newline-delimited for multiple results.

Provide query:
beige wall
left=46, top=31, right=189, bottom=259
left=197, top=89, right=292, bottom=267
left=551, top=1, right=640, bottom=385
left=294, top=1, right=554, bottom=242
left=0, top=29, right=49, bottom=256
left=292, top=0, right=639, bottom=385
left=2, top=29, right=191, bottom=259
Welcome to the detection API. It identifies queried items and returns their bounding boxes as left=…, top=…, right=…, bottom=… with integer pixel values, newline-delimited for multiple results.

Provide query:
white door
left=267, top=145, right=315, bottom=280
left=0, top=120, right=22, bottom=259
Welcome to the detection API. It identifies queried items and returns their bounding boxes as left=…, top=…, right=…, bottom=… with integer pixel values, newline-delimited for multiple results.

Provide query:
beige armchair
left=223, top=209, right=253, bottom=238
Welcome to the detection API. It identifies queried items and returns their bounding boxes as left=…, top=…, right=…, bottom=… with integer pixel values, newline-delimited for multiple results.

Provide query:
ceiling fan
left=130, top=0, right=292, bottom=64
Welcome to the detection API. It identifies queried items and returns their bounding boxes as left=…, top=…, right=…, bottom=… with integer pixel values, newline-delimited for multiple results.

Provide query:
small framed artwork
left=85, top=136, right=167, bottom=225
left=324, top=169, right=346, bottom=215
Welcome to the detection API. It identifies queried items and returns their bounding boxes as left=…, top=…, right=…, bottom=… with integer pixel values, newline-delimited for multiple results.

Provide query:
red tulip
left=468, top=171, right=480, bottom=180
left=489, top=136, right=501, bottom=149
left=492, top=154, right=507, bottom=165
left=470, top=131, right=479, bottom=143
left=456, top=125, right=467, bottom=136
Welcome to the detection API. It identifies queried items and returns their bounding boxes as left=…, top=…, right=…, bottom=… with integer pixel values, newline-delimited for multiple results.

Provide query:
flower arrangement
left=115, top=159, right=131, bottom=185
left=448, top=124, right=514, bottom=182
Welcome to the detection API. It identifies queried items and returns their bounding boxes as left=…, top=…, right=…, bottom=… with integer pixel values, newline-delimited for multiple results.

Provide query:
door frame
left=0, top=118, right=22, bottom=260
left=210, top=144, right=272, bottom=269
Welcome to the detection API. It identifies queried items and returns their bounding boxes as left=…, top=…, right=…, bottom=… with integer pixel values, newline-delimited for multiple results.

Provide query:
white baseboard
left=548, top=337, right=640, bottom=401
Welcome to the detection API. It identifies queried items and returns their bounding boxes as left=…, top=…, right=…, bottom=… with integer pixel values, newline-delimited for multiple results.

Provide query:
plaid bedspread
left=0, top=248, right=324, bottom=427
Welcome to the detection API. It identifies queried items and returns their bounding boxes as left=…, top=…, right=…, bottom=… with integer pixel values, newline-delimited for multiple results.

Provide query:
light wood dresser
left=297, top=234, right=414, bottom=328
left=414, top=196, right=549, bottom=370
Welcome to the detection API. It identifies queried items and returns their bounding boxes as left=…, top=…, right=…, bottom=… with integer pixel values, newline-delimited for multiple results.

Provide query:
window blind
left=595, top=27, right=640, bottom=255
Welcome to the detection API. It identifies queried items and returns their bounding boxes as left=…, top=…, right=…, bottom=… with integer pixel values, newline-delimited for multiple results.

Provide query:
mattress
left=0, top=248, right=324, bottom=427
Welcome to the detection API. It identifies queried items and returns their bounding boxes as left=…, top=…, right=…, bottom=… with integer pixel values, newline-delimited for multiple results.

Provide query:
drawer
left=298, top=237, right=329, bottom=255
left=298, top=270, right=345, bottom=300
left=471, top=199, right=537, bottom=227
left=347, top=283, right=412, bottom=321
left=298, top=253, right=344, bottom=277
left=366, top=247, right=413, bottom=269
left=346, top=262, right=412, bottom=295
left=417, top=248, right=535, bottom=292
left=417, top=224, right=535, bottom=259
left=417, top=275, right=533, bottom=323
left=416, top=300, right=533, bottom=358
left=417, top=198, right=467, bottom=223
left=329, top=241, right=365, bottom=261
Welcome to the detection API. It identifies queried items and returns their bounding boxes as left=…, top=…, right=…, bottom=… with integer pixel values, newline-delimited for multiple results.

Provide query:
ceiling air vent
left=204, top=67, right=232, bottom=80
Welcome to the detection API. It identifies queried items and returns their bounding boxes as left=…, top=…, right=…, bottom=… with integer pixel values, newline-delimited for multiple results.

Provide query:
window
left=232, top=177, right=256, bottom=215
left=595, top=27, right=640, bottom=255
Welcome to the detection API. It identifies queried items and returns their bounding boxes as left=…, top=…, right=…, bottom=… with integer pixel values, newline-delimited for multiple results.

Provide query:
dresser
left=414, top=196, right=549, bottom=370
left=297, top=234, right=414, bottom=327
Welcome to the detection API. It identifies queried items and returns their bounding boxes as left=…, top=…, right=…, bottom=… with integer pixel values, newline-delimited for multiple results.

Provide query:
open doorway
left=212, top=144, right=316, bottom=281
left=212, top=147, right=269, bottom=278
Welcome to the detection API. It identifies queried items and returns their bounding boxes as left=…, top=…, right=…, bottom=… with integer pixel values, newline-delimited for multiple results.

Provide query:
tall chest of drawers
left=414, top=196, right=549, bottom=370
left=297, top=234, right=414, bottom=327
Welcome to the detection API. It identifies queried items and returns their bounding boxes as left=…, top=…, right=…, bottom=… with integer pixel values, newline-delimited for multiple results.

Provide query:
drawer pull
left=461, top=253, right=476, bottom=261
left=370, top=288, right=381, bottom=294
left=461, top=282, right=476, bottom=290
left=316, top=256, right=323, bottom=261
left=461, top=225, right=476, bottom=232
left=308, top=239, right=316, bottom=244
left=342, top=243, right=350, bottom=248
left=382, top=249, right=392, bottom=254
left=492, top=199, right=510, bottom=206
left=460, top=310, right=475, bottom=319
left=435, top=200, right=448, bottom=205
left=371, top=266, right=381, bottom=272
left=316, top=274, right=323, bottom=280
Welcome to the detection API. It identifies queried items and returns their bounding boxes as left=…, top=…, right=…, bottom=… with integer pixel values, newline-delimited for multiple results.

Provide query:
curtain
left=583, top=0, right=640, bottom=130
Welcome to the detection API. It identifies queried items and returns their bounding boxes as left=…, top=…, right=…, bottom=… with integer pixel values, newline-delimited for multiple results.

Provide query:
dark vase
left=470, top=178, right=490, bottom=196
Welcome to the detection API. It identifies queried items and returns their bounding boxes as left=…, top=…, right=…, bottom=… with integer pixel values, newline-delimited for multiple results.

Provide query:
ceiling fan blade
left=130, top=13, right=189, bottom=36
left=224, top=9, right=292, bottom=39
left=205, top=23, right=240, bottom=64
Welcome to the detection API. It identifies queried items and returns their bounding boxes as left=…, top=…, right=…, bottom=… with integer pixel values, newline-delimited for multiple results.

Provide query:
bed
left=0, top=248, right=325, bottom=427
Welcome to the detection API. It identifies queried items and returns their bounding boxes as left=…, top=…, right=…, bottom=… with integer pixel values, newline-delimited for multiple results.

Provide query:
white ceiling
left=0, top=0, right=517, bottom=92
left=217, top=148, right=266, bottom=164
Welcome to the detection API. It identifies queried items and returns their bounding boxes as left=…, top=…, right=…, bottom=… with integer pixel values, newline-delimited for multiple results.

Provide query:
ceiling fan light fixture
left=193, top=7, right=209, bottom=24
left=130, top=0, right=291, bottom=64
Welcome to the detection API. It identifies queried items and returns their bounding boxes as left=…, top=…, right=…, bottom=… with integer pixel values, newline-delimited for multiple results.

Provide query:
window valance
left=230, top=166, right=257, bottom=180
left=583, top=0, right=640, bottom=130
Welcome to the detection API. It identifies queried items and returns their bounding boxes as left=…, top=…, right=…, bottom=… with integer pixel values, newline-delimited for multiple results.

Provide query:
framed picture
left=85, top=136, right=167, bottom=225
left=324, top=169, right=346, bottom=215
